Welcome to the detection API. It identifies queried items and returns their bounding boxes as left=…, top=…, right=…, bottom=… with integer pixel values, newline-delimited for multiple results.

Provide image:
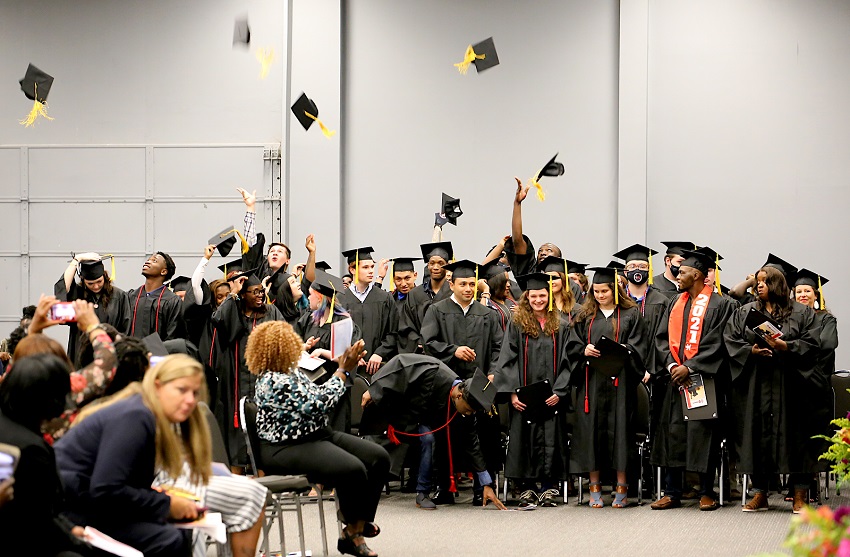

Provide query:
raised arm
left=511, top=178, right=530, bottom=255
left=238, top=187, right=258, bottom=246
left=304, top=234, right=317, bottom=284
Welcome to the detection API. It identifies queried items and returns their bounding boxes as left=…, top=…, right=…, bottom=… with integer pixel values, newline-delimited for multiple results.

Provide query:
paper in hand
left=330, top=318, right=354, bottom=360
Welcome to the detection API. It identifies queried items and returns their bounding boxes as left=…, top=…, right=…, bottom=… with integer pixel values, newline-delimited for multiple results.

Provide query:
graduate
left=791, top=268, right=837, bottom=504
left=211, top=270, right=284, bottom=467
left=723, top=264, right=820, bottom=512
left=649, top=250, right=738, bottom=511
left=729, top=253, right=797, bottom=306
left=54, top=253, right=130, bottom=368
left=272, top=272, right=308, bottom=326
left=338, top=247, right=399, bottom=375
left=127, top=252, right=185, bottom=341
left=567, top=260, right=590, bottom=306
left=478, top=262, right=516, bottom=331
left=505, top=178, right=561, bottom=276
left=397, top=242, right=454, bottom=354
left=421, top=259, right=504, bottom=505
left=652, top=242, right=691, bottom=298
left=386, top=257, right=419, bottom=307
left=361, top=354, right=507, bottom=511
left=494, top=273, right=571, bottom=508
left=566, top=266, right=648, bottom=508
left=536, top=255, right=580, bottom=315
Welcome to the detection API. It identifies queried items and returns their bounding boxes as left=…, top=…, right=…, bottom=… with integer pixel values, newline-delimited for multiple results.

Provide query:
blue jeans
left=416, top=425, right=434, bottom=493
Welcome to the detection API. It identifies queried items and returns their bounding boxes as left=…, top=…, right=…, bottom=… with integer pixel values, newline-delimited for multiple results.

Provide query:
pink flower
left=69, top=374, right=88, bottom=393
left=835, top=506, right=850, bottom=524
left=837, top=538, right=850, bottom=557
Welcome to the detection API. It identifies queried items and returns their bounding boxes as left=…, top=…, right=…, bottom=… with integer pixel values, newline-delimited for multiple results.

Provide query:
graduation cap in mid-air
left=440, top=193, right=463, bottom=226
left=454, top=37, right=500, bottom=75
left=233, top=17, right=251, bottom=47
left=530, top=153, right=565, bottom=201
left=291, top=92, right=335, bottom=138
left=19, top=63, right=54, bottom=127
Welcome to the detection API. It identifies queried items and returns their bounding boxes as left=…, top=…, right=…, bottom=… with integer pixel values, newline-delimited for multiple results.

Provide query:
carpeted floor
left=224, top=483, right=848, bottom=557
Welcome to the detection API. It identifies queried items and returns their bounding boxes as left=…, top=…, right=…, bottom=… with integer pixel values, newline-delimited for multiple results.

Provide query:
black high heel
left=337, top=528, right=377, bottom=557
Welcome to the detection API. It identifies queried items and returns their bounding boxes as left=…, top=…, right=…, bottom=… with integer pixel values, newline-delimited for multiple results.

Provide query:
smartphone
left=149, top=355, right=166, bottom=367
left=0, top=444, right=21, bottom=482
left=49, top=302, right=77, bottom=322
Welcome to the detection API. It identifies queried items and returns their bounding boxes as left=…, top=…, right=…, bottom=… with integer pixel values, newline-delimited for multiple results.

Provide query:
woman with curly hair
left=247, top=321, right=388, bottom=557
left=494, top=273, right=571, bottom=508
left=724, top=265, right=820, bottom=513
left=566, top=266, right=646, bottom=509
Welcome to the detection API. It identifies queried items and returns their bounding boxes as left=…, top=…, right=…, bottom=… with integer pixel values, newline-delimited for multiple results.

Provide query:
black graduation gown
left=651, top=273, right=679, bottom=299
left=397, top=281, right=451, bottom=354
left=183, top=281, right=225, bottom=413
left=494, top=318, right=571, bottom=481
left=54, top=277, right=131, bottom=368
left=126, top=285, right=185, bottom=341
left=484, top=298, right=516, bottom=332
left=211, top=297, right=283, bottom=465
left=566, top=306, right=647, bottom=473
left=338, top=286, right=398, bottom=363
left=797, top=311, right=837, bottom=473
left=629, top=286, right=671, bottom=375
left=650, top=292, right=737, bottom=472
left=724, top=301, right=820, bottom=474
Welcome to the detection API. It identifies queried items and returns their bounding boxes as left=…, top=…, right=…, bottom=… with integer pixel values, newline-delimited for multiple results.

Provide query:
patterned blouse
left=42, top=329, right=118, bottom=443
left=254, top=369, right=345, bottom=442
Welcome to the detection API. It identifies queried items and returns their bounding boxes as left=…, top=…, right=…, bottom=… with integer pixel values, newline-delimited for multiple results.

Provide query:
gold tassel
left=304, top=111, right=336, bottom=138
left=818, top=275, right=826, bottom=311
left=223, top=262, right=227, bottom=279
left=325, top=282, right=336, bottom=325
left=474, top=265, right=479, bottom=299
left=614, top=270, right=619, bottom=305
left=256, top=47, right=275, bottom=79
left=389, top=261, right=395, bottom=292
left=531, top=175, right=546, bottom=201
left=454, top=45, right=485, bottom=75
left=548, top=275, right=554, bottom=312
left=19, top=84, right=53, bottom=127
left=648, top=250, right=654, bottom=286
left=715, top=254, right=721, bottom=295
left=355, top=251, right=359, bottom=288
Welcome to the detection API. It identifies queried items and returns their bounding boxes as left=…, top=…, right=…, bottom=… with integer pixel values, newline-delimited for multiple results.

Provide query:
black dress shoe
left=472, top=492, right=484, bottom=506
left=432, top=490, right=456, bottom=505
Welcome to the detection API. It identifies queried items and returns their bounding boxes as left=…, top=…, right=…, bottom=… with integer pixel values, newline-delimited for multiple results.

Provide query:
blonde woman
left=55, top=355, right=211, bottom=557
left=247, top=321, right=388, bottom=557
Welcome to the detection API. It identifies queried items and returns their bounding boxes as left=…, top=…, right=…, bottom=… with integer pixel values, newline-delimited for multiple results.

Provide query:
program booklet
left=330, top=318, right=354, bottom=360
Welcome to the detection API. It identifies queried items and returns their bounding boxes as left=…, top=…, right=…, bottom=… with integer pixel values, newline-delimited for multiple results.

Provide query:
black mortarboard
left=233, top=17, right=251, bottom=47
left=291, top=92, right=335, bottom=137
left=315, top=261, right=332, bottom=272
left=530, top=153, right=565, bottom=202
left=79, top=255, right=115, bottom=281
left=440, top=193, right=463, bottom=226
left=443, top=259, right=479, bottom=280
left=471, top=37, right=499, bottom=72
left=217, top=257, right=244, bottom=277
left=606, top=260, right=626, bottom=271
left=342, top=247, right=375, bottom=265
left=483, top=262, right=509, bottom=281
left=661, top=241, right=692, bottom=257
left=588, top=266, right=620, bottom=285
left=695, top=245, right=724, bottom=263
left=310, top=269, right=345, bottom=298
left=537, top=255, right=567, bottom=275
left=229, top=267, right=261, bottom=283
left=518, top=272, right=552, bottom=292
left=463, top=369, right=497, bottom=414
left=763, top=253, right=797, bottom=282
left=19, top=64, right=53, bottom=103
left=613, top=243, right=656, bottom=263
left=142, top=333, right=169, bottom=357
left=566, top=260, right=587, bottom=275
left=208, top=226, right=242, bottom=258
left=420, top=242, right=453, bottom=263
left=391, top=257, right=418, bottom=274
left=168, top=276, right=192, bottom=292
left=795, top=268, right=829, bottom=289
left=679, top=250, right=713, bottom=276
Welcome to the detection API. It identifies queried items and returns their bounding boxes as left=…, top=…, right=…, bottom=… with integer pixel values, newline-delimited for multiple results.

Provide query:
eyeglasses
left=625, top=264, right=649, bottom=271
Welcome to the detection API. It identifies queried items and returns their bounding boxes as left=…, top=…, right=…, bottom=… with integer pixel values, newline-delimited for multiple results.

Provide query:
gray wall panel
left=152, top=146, right=266, bottom=199
left=0, top=203, right=22, bottom=252
left=0, top=149, right=21, bottom=198
left=153, top=202, right=249, bottom=254
left=0, top=258, right=23, bottom=320
left=29, top=202, right=147, bottom=254
left=28, top=147, right=147, bottom=199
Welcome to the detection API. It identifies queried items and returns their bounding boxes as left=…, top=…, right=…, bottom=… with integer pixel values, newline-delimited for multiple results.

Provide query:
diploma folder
left=515, top=379, right=557, bottom=424
left=680, top=373, right=719, bottom=421
left=744, top=307, right=784, bottom=349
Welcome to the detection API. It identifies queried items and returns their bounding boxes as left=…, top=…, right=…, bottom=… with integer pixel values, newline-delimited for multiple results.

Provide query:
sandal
left=362, top=522, right=381, bottom=538
left=589, top=482, right=604, bottom=508
left=338, top=528, right=377, bottom=557
left=612, top=483, right=628, bottom=508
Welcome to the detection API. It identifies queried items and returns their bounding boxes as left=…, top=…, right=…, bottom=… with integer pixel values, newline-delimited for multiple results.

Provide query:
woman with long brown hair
left=567, top=266, right=646, bottom=508
left=55, top=354, right=212, bottom=556
left=725, top=265, right=820, bottom=513
left=537, top=256, right=577, bottom=316
left=495, top=273, right=571, bottom=508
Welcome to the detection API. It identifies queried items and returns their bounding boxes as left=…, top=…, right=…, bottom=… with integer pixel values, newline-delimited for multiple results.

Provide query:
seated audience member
left=248, top=322, right=389, bottom=557
left=55, top=354, right=212, bottom=557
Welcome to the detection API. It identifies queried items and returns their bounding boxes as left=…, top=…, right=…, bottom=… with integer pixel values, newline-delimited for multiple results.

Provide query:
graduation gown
left=629, top=286, right=671, bottom=375
left=797, top=310, right=837, bottom=472
left=54, top=277, right=131, bottom=368
left=182, top=281, right=225, bottom=412
left=494, top=317, right=572, bottom=481
left=397, top=281, right=451, bottom=354
left=650, top=292, right=737, bottom=472
left=126, top=285, right=184, bottom=341
left=723, top=301, right=820, bottom=474
left=484, top=298, right=516, bottom=332
left=212, top=297, right=283, bottom=465
left=651, top=273, right=679, bottom=299
left=338, top=285, right=398, bottom=363
left=566, top=306, right=647, bottom=473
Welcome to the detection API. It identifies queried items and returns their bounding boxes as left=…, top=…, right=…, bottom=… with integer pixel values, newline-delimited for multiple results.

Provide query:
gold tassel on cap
left=19, top=83, right=53, bottom=128
left=818, top=275, right=826, bottom=311
left=389, top=261, right=396, bottom=292
left=454, top=45, right=485, bottom=75
left=548, top=275, right=554, bottom=312
left=100, top=254, right=117, bottom=282
left=614, top=269, right=619, bottom=305
left=474, top=265, right=479, bottom=299
left=325, top=281, right=336, bottom=325
left=303, top=111, right=336, bottom=138
left=715, top=254, right=722, bottom=296
left=648, top=250, right=654, bottom=286
left=530, top=173, right=546, bottom=202
left=256, top=47, right=275, bottom=79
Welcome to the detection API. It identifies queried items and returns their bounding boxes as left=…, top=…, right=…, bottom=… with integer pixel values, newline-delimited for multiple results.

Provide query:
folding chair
left=239, top=396, right=324, bottom=557
left=634, top=382, right=651, bottom=505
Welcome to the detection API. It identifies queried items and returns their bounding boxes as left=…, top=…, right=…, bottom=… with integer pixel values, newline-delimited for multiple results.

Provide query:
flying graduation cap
left=454, top=36, right=500, bottom=75
left=291, top=92, right=335, bottom=138
left=439, top=193, right=463, bottom=226
left=233, top=17, right=251, bottom=47
left=530, top=153, right=565, bottom=202
left=19, top=64, right=54, bottom=127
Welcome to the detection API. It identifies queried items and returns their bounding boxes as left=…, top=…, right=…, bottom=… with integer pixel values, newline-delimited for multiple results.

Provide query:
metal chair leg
left=577, top=477, right=583, bottom=506
left=276, top=497, right=286, bottom=556
left=742, top=474, right=748, bottom=506
left=502, top=473, right=509, bottom=501
left=317, top=488, right=329, bottom=557
left=294, top=493, right=307, bottom=557
left=335, top=496, right=343, bottom=537
left=638, top=444, right=644, bottom=505
left=719, top=441, right=726, bottom=507
left=656, top=466, right=662, bottom=501
left=563, top=480, right=568, bottom=505
left=261, top=501, right=272, bottom=557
